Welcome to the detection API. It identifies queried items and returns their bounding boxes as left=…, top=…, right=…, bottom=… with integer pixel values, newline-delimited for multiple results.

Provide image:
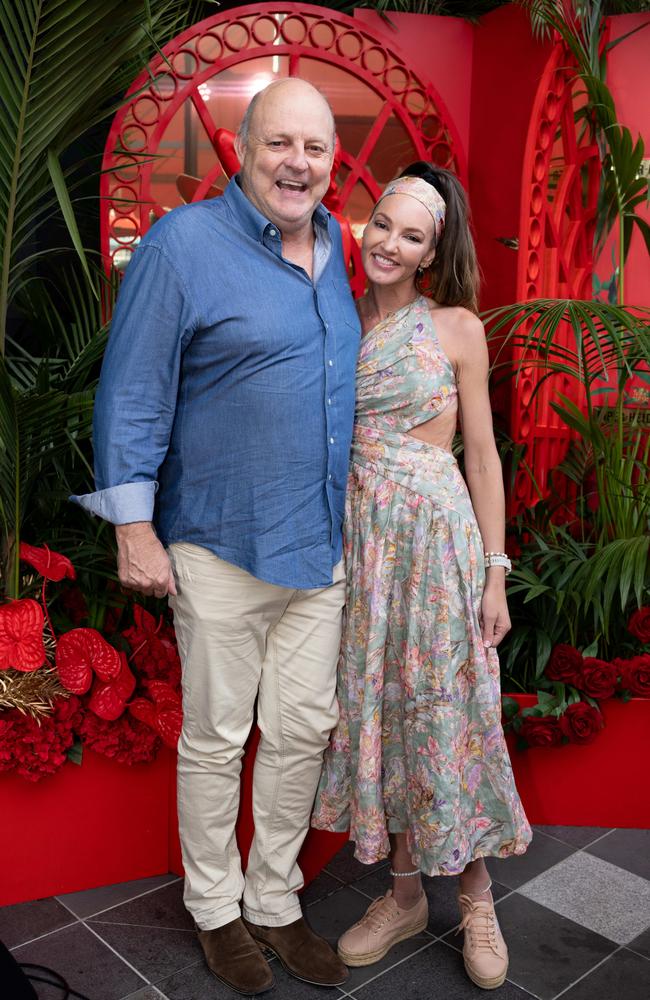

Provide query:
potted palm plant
left=485, top=297, right=650, bottom=826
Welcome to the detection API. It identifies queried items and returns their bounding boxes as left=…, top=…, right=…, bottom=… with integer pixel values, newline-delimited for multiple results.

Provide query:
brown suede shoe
left=197, top=917, right=274, bottom=995
left=243, top=916, right=349, bottom=986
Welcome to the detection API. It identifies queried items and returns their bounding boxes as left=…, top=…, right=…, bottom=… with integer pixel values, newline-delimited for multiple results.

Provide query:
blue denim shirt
left=73, top=177, right=361, bottom=588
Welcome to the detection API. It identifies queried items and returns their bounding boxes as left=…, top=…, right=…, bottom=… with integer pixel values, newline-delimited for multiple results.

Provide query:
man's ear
left=234, top=133, right=245, bottom=167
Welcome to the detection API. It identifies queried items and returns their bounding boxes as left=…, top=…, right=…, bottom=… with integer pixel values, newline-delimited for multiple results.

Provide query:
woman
left=312, top=163, right=532, bottom=991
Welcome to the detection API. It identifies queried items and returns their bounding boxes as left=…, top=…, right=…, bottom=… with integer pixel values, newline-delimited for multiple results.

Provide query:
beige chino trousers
left=168, top=542, right=345, bottom=931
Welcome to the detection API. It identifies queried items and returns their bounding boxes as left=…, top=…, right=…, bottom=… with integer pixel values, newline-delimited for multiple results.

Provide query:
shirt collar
left=222, top=174, right=331, bottom=241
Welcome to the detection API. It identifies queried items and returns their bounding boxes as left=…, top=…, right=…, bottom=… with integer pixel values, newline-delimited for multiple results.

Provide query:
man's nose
left=284, top=142, right=309, bottom=171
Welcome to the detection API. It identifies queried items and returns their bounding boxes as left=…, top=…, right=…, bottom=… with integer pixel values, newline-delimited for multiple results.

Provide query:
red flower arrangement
left=627, top=607, right=650, bottom=644
left=503, top=606, right=650, bottom=749
left=0, top=544, right=183, bottom=780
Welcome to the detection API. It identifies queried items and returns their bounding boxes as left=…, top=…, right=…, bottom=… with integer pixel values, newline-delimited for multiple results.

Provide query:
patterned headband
left=375, top=175, right=446, bottom=244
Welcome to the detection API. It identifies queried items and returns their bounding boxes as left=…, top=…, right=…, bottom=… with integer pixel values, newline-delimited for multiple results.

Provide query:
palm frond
left=0, top=0, right=199, bottom=354
left=485, top=298, right=650, bottom=387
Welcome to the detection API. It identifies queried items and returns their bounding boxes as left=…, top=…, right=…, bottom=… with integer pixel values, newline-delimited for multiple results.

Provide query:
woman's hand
left=479, top=570, right=511, bottom=648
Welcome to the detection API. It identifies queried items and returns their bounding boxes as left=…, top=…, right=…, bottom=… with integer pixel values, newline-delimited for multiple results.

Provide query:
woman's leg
left=457, top=858, right=508, bottom=990
left=336, top=833, right=428, bottom=966
left=388, top=832, right=424, bottom=908
left=458, top=858, right=492, bottom=898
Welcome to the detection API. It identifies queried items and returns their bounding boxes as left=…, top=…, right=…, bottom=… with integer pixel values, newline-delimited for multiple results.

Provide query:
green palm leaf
left=0, top=0, right=198, bottom=354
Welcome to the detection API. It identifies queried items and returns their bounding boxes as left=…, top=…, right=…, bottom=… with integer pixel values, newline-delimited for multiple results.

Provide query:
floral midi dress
left=312, top=296, right=532, bottom=875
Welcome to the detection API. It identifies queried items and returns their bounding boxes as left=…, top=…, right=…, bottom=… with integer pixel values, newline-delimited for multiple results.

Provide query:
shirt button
left=328, top=359, right=333, bottom=367
left=327, top=397, right=332, bottom=405
left=269, top=228, right=277, bottom=236
left=329, top=436, right=335, bottom=444
left=328, top=474, right=332, bottom=481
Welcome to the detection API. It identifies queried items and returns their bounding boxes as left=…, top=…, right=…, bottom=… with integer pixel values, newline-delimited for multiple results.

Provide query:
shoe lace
left=456, top=895, right=501, bottom=956
left=359, top=895, right=398, bottom=934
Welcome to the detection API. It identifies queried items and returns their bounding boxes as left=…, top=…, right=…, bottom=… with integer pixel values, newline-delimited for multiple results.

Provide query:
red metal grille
left=101, top=2, right=464, bottom=276
left=510, top=43, right=600, bottom=514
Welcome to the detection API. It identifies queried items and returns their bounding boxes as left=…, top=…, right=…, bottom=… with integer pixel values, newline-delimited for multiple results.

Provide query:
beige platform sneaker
left=457, top=891, right=509, bottom=990
left=337, top=890, right=429, bottom=967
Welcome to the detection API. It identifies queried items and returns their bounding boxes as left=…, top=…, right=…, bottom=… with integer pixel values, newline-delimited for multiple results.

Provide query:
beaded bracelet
left=484, top=551, right=512, bottom=575
left=389, top=869, right=422, bottom=877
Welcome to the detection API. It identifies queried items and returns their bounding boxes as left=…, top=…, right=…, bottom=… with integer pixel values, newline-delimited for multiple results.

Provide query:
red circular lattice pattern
left=510, top=43, right=600, bottom=515
left=101, top=2, right=464, bottom=271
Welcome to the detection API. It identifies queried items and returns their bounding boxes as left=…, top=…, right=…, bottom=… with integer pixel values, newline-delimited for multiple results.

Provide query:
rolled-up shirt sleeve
left=71, top=239, right=197, bottom=524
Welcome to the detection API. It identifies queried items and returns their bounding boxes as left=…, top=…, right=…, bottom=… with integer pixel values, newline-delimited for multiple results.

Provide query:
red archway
left=510, top=42, right=600, bottom=514
left=101, top=2, right=465, bottom=273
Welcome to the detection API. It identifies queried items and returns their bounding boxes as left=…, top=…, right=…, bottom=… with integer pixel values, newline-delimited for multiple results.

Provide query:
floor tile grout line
left=506, top=847, right=595, bottom=894
left=58, top=876, right=184, bottom=921
left=8, top=919, right=80, bottom=952
left=580, top=827, right=619, bottom=851
left=625, top=944, right=650, bottom=963
left=336, top=936, right=439, bottom=993
left=550, top=943, right=624, bottom=999
left=530, top=828, right=607, bottom=850
left=87, top=917, right=195, bottom=933
left=82, top=920, right=155, bottom=988
left=435, top=936, right=543, bottom=999
left=56, top=895, right=88, bottom=920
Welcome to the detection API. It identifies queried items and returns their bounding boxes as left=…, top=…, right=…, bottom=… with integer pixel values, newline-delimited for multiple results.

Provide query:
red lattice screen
left=510, top=42, right=600, bottom=514
left=101, top=3, right=465, bottom=275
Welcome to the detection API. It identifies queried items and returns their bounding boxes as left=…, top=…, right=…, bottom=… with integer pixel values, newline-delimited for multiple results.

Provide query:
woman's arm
left=454, top=311, right=511, bottom=649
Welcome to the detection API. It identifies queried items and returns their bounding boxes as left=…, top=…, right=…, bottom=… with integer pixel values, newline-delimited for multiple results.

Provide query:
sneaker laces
left=456, top=894, right=501, bottom=956
left=357, top=894, right=399, bottom=934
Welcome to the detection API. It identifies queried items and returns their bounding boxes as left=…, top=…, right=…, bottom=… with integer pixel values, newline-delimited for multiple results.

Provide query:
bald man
left=74, top=79, right=360, bottom=994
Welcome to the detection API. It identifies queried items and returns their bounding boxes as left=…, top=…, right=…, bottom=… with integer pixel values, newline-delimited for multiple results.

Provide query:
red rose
left=627, top=607, right=650, bottom=644
left=579, top=658, right=617, bottom=700
left=545, top=644, right=583, bottom=684
left=520, top=715, right=563, bottom=748
left=19, top=543, right=76, bottom=582
left=559, top=702, right=604, bottom=745
left=618, top=655, right=650, bottom=697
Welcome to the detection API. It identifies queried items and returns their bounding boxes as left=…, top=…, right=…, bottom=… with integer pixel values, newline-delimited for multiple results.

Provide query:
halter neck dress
left=312, top=296, right=531, bottom=874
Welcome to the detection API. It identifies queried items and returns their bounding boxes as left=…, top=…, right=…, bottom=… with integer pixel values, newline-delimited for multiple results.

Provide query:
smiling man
left=73, top=78, right=360, bottom=995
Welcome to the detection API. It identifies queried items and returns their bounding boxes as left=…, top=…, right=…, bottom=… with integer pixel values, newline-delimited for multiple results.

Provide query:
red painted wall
left=605, top=14, right=650, bottom=310
left=468, top=5, right=550, bottom=311
left=353, top=9, right=474, bottom=157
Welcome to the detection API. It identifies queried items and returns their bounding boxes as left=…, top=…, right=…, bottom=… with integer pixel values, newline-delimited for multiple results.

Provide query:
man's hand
left=115, top=522, right=177, bottom=598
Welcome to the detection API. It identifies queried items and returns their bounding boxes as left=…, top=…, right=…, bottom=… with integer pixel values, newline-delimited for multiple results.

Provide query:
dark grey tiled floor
left=3, top=825, right=650, bottom=999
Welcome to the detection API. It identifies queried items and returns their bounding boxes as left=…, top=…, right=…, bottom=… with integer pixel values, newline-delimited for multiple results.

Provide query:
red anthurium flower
left=128, top=681, right=183, bottom=748
left=133, top=605, right=159, bottom=634
left=19, top=543, right=76, bottom=582
left=0, top=599, right=47, bottom=672
left=89, top=653, right=136, bottom=721
left=55, top=628, right=121, bottom=694
left=128, top=698, right=157, bottom=728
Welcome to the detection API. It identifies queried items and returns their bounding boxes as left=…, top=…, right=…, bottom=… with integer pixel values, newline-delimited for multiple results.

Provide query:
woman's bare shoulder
left=428, top=302, right=486, bottom=348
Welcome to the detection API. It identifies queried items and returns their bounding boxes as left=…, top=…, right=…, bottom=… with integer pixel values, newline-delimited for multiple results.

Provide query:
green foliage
left=0, top=262, right=116, bottom=597
left=519, top=1, right=650, bottom=302
left=486, top=298, right=650, bottom=689
left=0, top=0, right=219, bottom=599
left=0, top=0, right=214, bottom=355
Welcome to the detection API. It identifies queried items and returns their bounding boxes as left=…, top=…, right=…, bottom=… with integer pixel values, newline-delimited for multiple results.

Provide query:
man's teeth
left=278, top=181, right=305, bottom=189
